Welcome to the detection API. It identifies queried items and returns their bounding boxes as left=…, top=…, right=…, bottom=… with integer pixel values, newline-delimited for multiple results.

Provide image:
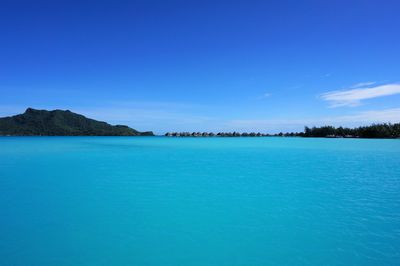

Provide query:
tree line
left=301, top=123, right=400, bottom=138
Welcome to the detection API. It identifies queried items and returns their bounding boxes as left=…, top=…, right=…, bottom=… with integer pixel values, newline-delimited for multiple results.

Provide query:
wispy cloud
left=323, top=73, right=332, bottom=78
left=350, top=82, right=376, bottom=88
left=258, top=92, right=271, bottom=99
left=336, top=108, right=400, bottom=123
left=320, top=83, right=400, bottom=107
left=225, top=108, right=400, bottom=132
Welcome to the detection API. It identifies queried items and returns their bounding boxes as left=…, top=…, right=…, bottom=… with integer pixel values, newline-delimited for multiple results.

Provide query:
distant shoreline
left=163, top=134, right=399, bottom=139
left=1, top=135, right=399, bottom=140
left=164, top=123, right=400, bottom=139
left=1, top=108, right=399, bottom=139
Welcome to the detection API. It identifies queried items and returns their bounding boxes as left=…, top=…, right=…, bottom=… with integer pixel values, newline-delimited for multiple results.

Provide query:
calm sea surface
left=1, top=137, right=400, bottom=265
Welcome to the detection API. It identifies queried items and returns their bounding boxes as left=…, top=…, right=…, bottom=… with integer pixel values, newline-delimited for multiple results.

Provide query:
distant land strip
left=0, top=108, right=399, bottom=138
left=165, top=123, right=400, bottom=139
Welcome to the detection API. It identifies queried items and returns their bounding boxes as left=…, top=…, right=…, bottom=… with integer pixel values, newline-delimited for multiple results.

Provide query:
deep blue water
left=0, top=137, right=400, bottom=265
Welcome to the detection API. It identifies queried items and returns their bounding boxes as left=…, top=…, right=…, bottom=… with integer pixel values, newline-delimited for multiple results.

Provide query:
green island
left=0, top=108, right=154, bottom=136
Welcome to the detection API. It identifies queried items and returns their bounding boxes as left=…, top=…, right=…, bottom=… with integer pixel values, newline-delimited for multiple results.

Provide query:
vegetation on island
left=165, top=123, right=400, bottom=139
left=302, top=124, right=400, bottom=138
left=0, top=108, right=154, bottom=136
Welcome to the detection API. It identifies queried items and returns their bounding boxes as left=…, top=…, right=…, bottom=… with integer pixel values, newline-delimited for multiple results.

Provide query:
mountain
left=0, top=108, right=154, bottom=136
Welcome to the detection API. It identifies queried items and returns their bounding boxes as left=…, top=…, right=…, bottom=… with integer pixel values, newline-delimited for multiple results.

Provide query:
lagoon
left=0, top=137, right=400, bottom=265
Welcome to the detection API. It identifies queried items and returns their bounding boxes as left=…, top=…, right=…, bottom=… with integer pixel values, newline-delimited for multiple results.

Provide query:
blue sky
left=1, top=0, right=400, bottom=133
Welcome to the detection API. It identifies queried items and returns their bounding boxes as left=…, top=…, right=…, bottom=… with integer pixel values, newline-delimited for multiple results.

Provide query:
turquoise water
left=1, top=137, right=400, bottom=265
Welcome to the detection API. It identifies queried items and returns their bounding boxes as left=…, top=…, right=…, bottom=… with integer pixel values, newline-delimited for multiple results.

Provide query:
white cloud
left=225, top=108, right=400, bottom=132
left=328, top=108, right=400, bottom=124
left=256, top=92, right=272, bottom=100
left=350, top=82, right=376, bottom=88
left=321, top=83, right=400, bottom=107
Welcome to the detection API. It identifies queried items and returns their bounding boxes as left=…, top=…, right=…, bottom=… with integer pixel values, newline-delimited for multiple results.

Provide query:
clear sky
left=1, top=0, right=400, bottom=133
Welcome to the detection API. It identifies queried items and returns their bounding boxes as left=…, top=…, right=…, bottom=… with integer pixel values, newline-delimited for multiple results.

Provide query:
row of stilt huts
left=165, top=132, right=269, bottom=137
